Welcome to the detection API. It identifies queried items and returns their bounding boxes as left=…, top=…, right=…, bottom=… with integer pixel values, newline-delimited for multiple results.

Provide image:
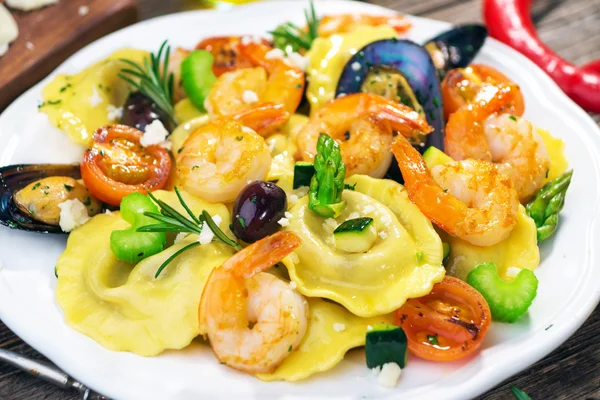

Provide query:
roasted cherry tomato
left=81, top=125, right=172, bottom=206
left=195, top=36, right=270, bottom=77
left=395, top=276, right=491, bottom=362
left=441, top=64, right=526, bottom=119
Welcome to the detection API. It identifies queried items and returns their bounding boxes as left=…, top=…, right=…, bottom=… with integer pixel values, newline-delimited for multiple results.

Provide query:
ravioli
left=55, top=190, right=234, bottom=356
left=284, top=175, right=445, bottom=317
left=537, top=128, right=568, bottom=183
left=442, top=205, right=539, bottom=281
left=257, top=298, right=394, bottom=382
left=306, top=25, right=398, bottom=114
left=41, top=49, right=148, bottom=147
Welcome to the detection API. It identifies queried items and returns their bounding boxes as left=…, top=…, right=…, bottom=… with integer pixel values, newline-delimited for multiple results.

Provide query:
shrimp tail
left=391, top=135, right=464, bottom=232
left=229, top=103, right=290, bottom=136
left=222, top=231, right=302, bottom=278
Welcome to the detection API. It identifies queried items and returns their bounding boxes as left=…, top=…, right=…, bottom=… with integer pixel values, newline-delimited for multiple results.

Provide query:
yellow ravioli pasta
left=284, top=175, right=445, bottom=317
left=56, top=191, right=234, bottom=356
left=257, top=298, right=394, bottom=382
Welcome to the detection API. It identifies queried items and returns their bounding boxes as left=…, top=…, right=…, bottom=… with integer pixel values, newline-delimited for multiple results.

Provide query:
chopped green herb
left=510, top=386, right=532, bottom=400
left=237, top=217, right=246, bottom=229
left=59, top=83, right=72, bottom=93
left=177, top=147, right=184, bottom=154
left=296, top=84, right=302, bottom=89
left=32, top=182, right=41, bottom=190
left=427, top=334, right=438, bottom=345
left=235, top=136, right=243, bottom=141
left=344, top=183, right=357, bottom=191
left=192, top=165, right=199, bottom=170
left=54, top=266, right=58, bottom=278
left=416, top=251, right=425, bottom=264
left=432, top=96, right=439, bottom=107
left=509, top=115, right=517, bottom=122
left=83, top=197, right=91, bottom=206
left=47, top=99, right=62, bottom=105
left=288, top=345, right=293, bottom=352
left=99, top=150, right=106, bottom=157
left=250, top=196, right=257, bottom=204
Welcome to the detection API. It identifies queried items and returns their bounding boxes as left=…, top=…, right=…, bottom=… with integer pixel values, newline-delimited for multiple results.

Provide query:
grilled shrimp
left=199, top=231, right=308, bottom=374
left=176, top=106, right=287, bottom=203
left=318, top=14, right=411, bottom=37
left=392, top=134, right=519, bottom=247
left=204, top=41, right=304, bottom=133
left=445, top=84, right=550, bottom=202
left=296, top=93, right=432, bottom=178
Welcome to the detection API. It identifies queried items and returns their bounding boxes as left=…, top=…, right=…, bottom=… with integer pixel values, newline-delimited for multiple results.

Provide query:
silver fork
left=0, top=348, right=109, bottom=400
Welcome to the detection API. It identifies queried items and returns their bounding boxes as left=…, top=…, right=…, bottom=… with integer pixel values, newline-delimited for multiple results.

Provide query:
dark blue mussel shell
left=336, top=39, right=445, bottom=153
left=424, top=24, right=488, bottom=80
left=0, top=163, right=81, bottom=233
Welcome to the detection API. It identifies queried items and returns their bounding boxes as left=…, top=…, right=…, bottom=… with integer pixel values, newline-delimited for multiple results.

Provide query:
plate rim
left=0, top=1, right=599, bottom=399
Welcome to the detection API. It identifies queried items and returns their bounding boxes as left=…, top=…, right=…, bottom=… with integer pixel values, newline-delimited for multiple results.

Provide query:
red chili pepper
left=483, top=0, right=600, bottom=113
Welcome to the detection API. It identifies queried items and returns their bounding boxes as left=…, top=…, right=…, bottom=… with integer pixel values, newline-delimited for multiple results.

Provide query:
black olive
left=121, top=92, right=169, bottom=131
left=232, top=181, right=287, bottom=243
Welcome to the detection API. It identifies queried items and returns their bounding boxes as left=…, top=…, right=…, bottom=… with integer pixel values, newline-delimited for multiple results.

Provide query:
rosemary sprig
left=269, top=0, right=319, bottom=52
left=138, top=187, right=242, bottom=278
left=118, top=40, right=177, bottom=128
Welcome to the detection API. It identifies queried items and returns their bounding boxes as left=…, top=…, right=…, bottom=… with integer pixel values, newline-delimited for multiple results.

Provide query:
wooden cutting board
left=0, top=0, right=138, bottom=110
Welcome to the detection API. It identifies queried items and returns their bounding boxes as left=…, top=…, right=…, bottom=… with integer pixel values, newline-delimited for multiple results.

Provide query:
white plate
left=0, top=1, right=599, bottom=399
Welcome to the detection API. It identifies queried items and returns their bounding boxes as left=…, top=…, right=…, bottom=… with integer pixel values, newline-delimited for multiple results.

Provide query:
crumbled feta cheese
left=371, top=366, right=382, bottom=376
left=174, top=232, right=189, bottom=244
left=104, top=209, right=113, bottom=216
left=316, top=74, right=332, bottom=83
left=363, top=205, right=375, bottom=213
left=198, top=215, right=222, bottom=245
left=377, top=363, right=402, bottom=388
left=107, top=104, right=123, bottom=121
left=88, top=87, right=103, bottom=107
left=378, top=231, right=388, bottom=240
left=6, top=0, right=58, bottom=11
left=322, top=218, right=338, bottom=234
left=78, top=5, right=89, bottom=16
left=265, top=48, right=285, bottom=60
left=203, top=97, right=213, bottom=114
left=58, top=199, right=90, bottom=232
left=288, top=252, right=299, bottom=264
left=0, top=44, right=8, bottom=57
left=381, top=214, right=392, bottom=225
left=240, top=35, right=262, bottom=45
left=351, top=61, right=361, bottom=71
left=207, top=138, right=217, bottom=146
left=247, top=179, right=254, bottom=185
left=278, top=217, right=290, bottom=227
left=505, top=267, right=522, bottom=279
left=289, top=281, right=297, bottom=289
left=284, top=211, right=293, bottom=219
left=367, top=325, right=373, bottom=331
left=289, top=194, right=299, bottom=203
left=288, top=51, right=309, bottom=71
left=25, top=41, right=34, bottom=50
left=242, top=90, right=259, bottom=104
left=337, top=92, right=347, bottom=98
left=293, top=186, right=309, bottom=198
left=333, top=323, right=346, bottom=332
left=141, top=120, right=170, bottom=148
left=348, top=212, right=360, bottom=220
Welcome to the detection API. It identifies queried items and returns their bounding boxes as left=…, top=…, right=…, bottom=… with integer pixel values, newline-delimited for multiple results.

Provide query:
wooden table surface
left=1, top=0, right=599, bottom=399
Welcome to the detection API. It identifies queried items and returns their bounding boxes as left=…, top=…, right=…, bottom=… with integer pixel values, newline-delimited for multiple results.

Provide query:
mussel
left=0, top=163, right=101, bottom=233
left=336, top=39, right=445, bottom=153
left=424, top=24, right=488, bottom=80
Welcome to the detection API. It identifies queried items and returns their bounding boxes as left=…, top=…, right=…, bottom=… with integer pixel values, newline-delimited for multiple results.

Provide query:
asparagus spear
left=525, top=170, right=573, bottom=241
left=308, top=133, right=347, bottom=218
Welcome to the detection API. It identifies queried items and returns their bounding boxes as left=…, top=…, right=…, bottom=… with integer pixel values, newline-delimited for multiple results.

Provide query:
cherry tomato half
left=81, top=125, right=172, bottom=206
left=395, top=276, right=491, bottom=362
left=195, top=36, right=270, bottom=77
left=441, top=64, right=526, bottom=119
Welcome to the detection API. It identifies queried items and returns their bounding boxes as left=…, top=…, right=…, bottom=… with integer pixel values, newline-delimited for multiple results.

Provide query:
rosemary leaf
left=155, top=242, right=201, bottom=278
left=174, top=187, right=201, bottom=224
left=201, top=211, right=242, bottom=251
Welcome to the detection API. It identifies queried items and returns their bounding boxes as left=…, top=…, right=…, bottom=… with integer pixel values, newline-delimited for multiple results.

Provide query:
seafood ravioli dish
left=0, top=1, right=574, bottom=389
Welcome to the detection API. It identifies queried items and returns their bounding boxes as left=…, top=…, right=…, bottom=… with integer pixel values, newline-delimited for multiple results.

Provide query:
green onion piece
left=467, top=262, right=538, bottom=323
left=110, top=193, right=166, bottom=263
left=181, top=50, right=217, bottom=112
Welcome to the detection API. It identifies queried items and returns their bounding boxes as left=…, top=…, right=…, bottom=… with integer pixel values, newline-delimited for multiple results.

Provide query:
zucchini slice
left=422, top=146, right=453, bottom=171
left=293, top=162, right=315, bottom=189
left=366, top=325, right=408, bottom=369
left=334, top=217, right=377, bottom=253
